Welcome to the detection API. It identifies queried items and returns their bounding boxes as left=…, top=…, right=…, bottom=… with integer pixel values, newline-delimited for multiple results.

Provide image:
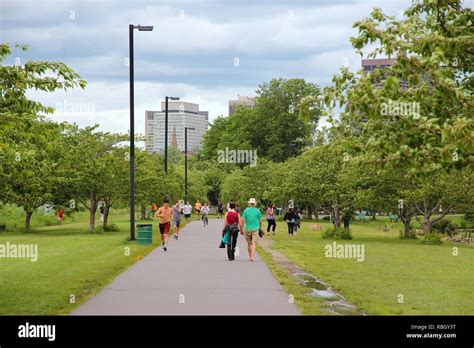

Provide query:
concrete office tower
left=228, top=96, right=256, bottom=116
left=362, top=58, right=408, bottom=89
left=145, top=101, right=209, bottom=154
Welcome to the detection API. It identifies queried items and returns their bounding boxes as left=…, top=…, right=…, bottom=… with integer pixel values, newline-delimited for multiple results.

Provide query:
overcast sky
left=1, top=0, right=418, bottom=135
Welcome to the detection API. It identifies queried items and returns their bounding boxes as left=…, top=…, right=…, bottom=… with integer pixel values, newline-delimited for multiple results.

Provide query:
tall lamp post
left=164, top=96, right=180, bottom=175
left=129, top=24, right=153, bottom=241
left=184, top=127, right=195, bottom=203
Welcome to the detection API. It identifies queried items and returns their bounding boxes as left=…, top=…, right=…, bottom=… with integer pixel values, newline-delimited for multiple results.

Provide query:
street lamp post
left=129, top=24, right=153, bottom=241
left=164, top=96, right=180, bottom=175
left=184, top=127, right=195, bottom=203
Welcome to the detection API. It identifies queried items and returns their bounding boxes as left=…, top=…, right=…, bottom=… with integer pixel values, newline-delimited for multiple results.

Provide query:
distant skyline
left=1, top=0, right=420, bottom=135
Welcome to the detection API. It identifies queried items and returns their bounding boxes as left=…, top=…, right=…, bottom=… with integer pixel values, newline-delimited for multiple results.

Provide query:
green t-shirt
left=243, top=207, right=262, bottom=231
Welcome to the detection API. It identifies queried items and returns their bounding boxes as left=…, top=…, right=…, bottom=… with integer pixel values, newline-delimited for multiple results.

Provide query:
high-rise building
left=362, top=58, right=408, bottom=89
left=145, top=101, right=209, bottom=154
left=228, top=96, right=256, bottom=116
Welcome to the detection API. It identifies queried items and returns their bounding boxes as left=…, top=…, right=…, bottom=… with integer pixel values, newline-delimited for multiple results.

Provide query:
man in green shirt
left=242, top=198, right=262, bottom=262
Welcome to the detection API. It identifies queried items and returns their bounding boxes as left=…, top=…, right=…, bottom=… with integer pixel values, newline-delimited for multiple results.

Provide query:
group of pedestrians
left=152, top=197, right=303, bottom=259
left=221, top=198, right=262, bottom=262
left=283, top=207, right=302, bottom=236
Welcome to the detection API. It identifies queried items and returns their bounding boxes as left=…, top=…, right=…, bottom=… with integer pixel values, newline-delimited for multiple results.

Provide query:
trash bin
left=137, top=224, right=153, bottom=245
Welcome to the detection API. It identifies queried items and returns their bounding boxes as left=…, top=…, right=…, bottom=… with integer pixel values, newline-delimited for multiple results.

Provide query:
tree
left=56, top=125, right=127, bottom=231
left=0, top=43, right=85, bottom=230
left=0, top=118, right=62, bottom=230
left=201, top=78, right=322, bottom=162
left=321, top=1, right=473, bottom=173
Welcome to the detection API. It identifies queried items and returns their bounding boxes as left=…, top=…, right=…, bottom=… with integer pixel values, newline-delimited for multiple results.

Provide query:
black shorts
left=184, top=213, right=191, bottom=218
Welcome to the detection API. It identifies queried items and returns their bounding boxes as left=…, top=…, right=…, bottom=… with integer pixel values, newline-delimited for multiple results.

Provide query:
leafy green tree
left=0, top=43, right=85, bottom=230
left=321, top=1, right=473, bottom=173
left=202, top=78, right=322, bottom=162
left=56, top=125, right=127, bottom=231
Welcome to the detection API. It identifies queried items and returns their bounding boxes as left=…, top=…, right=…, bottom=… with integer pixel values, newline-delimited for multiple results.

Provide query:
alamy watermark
left=55, top=99, right=95, bottom=116
left=324, top=241, right=365, bottom=262
left=217, top=147, right=258, bottom=167
left=380, top=99, right=420, bottom=119
left=0, top=242, right=38, bottom=262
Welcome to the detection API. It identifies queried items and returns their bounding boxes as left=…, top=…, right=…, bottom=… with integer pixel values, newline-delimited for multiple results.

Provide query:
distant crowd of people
left=150, top=198, right=307, bottom=261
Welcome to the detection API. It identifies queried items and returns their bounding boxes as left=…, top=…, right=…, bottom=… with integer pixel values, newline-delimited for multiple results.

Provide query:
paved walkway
left=72, top=218, right=300, bottom=315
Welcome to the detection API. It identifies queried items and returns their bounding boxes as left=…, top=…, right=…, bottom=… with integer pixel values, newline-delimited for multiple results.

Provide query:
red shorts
left=159, top=222, right=171, bottom=235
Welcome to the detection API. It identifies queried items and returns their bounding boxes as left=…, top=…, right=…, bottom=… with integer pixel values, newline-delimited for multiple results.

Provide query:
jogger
left=156, top=199, right=173, bottom=251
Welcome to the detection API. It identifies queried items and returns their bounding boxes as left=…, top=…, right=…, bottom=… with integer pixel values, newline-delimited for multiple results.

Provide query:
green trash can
left=137, top=224, right=153, bottom=245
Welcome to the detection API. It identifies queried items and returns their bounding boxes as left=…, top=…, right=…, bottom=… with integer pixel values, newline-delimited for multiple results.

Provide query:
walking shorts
left=159, top=222, right=171, bottom=235
left=173, top=219, right=181, bottom=227
left=245, top=230, right=259, bottom=245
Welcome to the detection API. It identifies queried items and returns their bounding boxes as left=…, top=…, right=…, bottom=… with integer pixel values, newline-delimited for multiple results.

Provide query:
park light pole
left=184, top=127, right=195, bottom=203
left=129, top=24, right=153, bottom=241
left=164, top=96, right=180, bottom=175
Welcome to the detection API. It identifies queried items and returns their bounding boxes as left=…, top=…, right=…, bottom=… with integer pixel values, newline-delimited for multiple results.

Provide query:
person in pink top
left=221, top=202, right=243, bottom=261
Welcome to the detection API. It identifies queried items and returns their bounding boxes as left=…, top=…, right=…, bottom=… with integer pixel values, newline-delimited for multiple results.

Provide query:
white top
left=183, top=204, right=192, bottom=214
left=201, top=206, right=209, bottom=215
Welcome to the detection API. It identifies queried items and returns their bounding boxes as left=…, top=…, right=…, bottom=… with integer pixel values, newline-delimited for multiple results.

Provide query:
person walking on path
left=266, top=202, right=277, bottom=235
left=156, top=199, right=173, bottom=251
left=195, top=200, right=202, bottom=220
left=242, top=198, right=262, bottom=262
left=221, top=202, right=242, bottom=261
left=172, top=201, right=182, bottom=240
left=293, top=206, right=300, bottom=234
left=100, top=205, right=105, bottom=224
left=183, top=201, right=192, bottom=223
left=57, top=208, right=64, bottom=225
left=217, top=201, right=224, bottom=218
left=201, top=203, right=209, bottom=227
left=284, top=208, right=297, bottom=236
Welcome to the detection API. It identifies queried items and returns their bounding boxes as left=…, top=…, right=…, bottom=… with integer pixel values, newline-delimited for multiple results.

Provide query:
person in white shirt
left=201, top=203, right=210, bottom=227
left=183, top=201, right=192, bottom=223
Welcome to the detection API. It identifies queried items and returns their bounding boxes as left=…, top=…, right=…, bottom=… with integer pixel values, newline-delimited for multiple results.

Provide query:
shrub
left=464, top=212, right=474, bottom=225
left=398, top=229, right=417, bottom=239
left=321, top=227, right=353, bottom=240
left=420, top=232, right=443, bottom=245
left=335, top=228, right=353, bottom=240
left=322, top=216, right=330, bottom=221
left=321, top=227, right=335, bottom=239
left=432, top=219, right=456, bottom=236
left=0, top=224, right=6, bottom=232
left=96, top=224, right=120, bottom=232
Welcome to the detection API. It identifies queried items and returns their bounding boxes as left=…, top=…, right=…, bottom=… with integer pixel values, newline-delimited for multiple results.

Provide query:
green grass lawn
left=0, top=208, right=177, bottom=315
left=263, top=217, right=474, bottom=315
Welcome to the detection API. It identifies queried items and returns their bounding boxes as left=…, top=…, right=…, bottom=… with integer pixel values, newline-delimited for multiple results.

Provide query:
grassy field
left=262, top=216, right=474, bottom=315
left=0, top=207, right=177, bottom=315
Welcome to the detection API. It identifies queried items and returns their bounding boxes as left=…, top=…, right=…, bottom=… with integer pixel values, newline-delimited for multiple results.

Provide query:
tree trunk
left=89, top=191, right=97, bottom=232
left=403, top=218, right=411, bottom=238
left=422, top=219, right=433, bottom=235
left=141, top=205, right=146, bottom=220
left=333, top=206, right=341, bottom=229
left=24, top=210, right=33, bottom=232
left=103, top=206, right=110, bottom=228
left=372, top=211, right=376, bottom=220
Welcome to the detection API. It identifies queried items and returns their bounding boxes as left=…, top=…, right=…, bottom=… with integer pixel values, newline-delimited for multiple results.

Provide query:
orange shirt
left=195, top=202, right=202, bottom=211
left=156, top=205, right=172, bottom=224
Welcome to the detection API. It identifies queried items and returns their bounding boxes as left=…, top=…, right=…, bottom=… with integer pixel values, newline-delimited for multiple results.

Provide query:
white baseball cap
left=248, top=198, right=257, bottom=205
